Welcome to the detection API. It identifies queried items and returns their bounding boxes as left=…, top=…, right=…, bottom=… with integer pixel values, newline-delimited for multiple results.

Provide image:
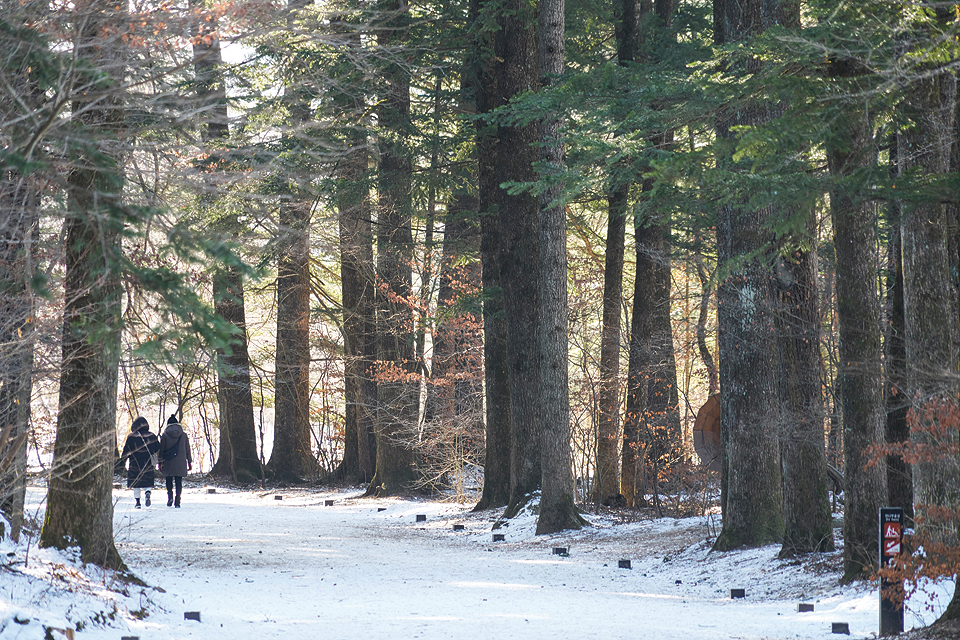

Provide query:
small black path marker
left=184, top=612, right=201, bottom=622
left=798, top=603, right=814, bottom=613
left=416, top=514, right=427, bottom=522
left=274, top=495, right=282, bottom=500
left=121, top=637, right=140, bottom=640
left=453, top=524, right=465, bottom=531
left=730, top=589, right=746, bottom=599
left=552, top=547, right=568, bottom=556
left=618, top=559, right=631, bottom=569
left=831, top=622, right=850, bottom=635
left=493, top=533, right=505, bottom=542
left=207, top=488, right=216, bottom=494
left=325, top=500, right=335, bottom=506
left=377, top=507, right=387, bottom=512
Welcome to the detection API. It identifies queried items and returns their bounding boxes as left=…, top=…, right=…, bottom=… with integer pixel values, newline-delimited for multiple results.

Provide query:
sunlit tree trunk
left=536, top=0, right=583, bottom=534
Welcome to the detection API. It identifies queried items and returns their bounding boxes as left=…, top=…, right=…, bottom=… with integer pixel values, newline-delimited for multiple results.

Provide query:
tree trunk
left=536, top=0, right=583, bottom=534
left=899, top=68, right=959, bottom=541
left=596, top=190, right=626, bottom=504
left=268, top=0, right=317, bottom=482
left=776, top=240, right=833, bottom=556
left=827, top=102, right=887, bottom=579
left=0, top=171, right=36, bottom=541
left=471, top=0, right=511, bottom=512
left=210, top=266, right=261, bottom=482
left=711, top=0, right=794, bottom=552
left=595, top=0, right=639, bottom=505
left=190, top=5, right=261, bottom=483
left=625, top=205, right=680, bottom=513
left=334, top=100, right=376, bottom=483
left=367, top=0, right=420, bottom=495
left=495, top=0, right=541, bottom=518
left=884, top=136, right=912, bottom=518
left=40, top=0, right=126, bottom=568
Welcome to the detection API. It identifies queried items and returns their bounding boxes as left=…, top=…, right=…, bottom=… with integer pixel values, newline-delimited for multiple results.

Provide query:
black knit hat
left=168, top=414, right=179, bottom=425
left=132, top=416, right=149, bottom=431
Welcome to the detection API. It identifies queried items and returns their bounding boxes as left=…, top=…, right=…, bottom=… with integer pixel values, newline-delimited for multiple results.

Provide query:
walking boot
left=145, top=490, right=151, bottom=507
left=135, top=498, right=141, bottom=509
left=174, top=493, right=181, bottom=508
left=167, top=490, right=174, bottom=507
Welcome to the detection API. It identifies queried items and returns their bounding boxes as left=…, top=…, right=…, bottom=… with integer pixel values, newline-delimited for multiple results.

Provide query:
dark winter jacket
left=159, top=421, right=192, bottom=478
left=122, top=420, right=160, bottom=489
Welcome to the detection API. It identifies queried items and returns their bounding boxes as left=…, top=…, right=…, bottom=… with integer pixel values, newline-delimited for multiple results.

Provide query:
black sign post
left=879, top=507, right=905, bottom=635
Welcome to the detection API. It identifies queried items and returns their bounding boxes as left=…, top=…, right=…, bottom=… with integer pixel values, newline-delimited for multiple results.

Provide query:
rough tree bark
left=826, top=97, right=887, bottom=578
left=366, top=0, right=420, bottom=495
left=268, top=0, right=318, bottom=483
left=495, top=0, right=541, bottom=518
left=536, top=0, right=584, bottom=534
left=710, top=0, right=794, bottom=551
left=776, top=238, right=833, bottom=556
left=39, top=0, right=126, bottom=568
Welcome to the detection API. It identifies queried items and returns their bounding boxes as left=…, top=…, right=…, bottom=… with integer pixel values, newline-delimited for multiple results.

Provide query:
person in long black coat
left=121, top=416, right=160, bottom=508
left=159, top=414, right=192, bottom=507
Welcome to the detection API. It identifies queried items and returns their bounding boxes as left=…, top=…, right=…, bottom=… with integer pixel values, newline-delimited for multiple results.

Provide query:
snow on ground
left=0, top=481, right=953, bottom=640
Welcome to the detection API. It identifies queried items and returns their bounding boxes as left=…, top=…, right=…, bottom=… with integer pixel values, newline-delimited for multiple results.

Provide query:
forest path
left=108, top=485, right=877, bottom=640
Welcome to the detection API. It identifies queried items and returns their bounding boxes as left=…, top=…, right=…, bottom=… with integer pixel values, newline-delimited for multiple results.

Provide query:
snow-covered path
left=10, top=484, right=952, bottom=639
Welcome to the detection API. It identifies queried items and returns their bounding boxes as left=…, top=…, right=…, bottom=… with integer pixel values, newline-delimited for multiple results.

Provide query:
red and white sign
left=884, top=523, right=901, bottom=539
left=884, top=539, right=901, bottom=556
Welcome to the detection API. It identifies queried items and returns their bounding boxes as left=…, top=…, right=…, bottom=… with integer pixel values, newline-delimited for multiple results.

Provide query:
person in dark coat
left=159, top=414, right=192, bottom=508
left=121, top=416, right=160, bottom=508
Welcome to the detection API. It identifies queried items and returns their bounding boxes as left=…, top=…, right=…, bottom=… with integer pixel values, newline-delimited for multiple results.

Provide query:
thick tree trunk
left=40, top=2, right=126, bottom=568
left=623, top=214, right=680, bottom=512
left=536, top=0, right=583, bottom=534
left=827, top=103, right=887, bottom=579
left=776, top=242, right=833, bottom=556
left=367, top=0, right=420, bottom=495
left=711, top=0, right=794, bottom=552
left=336, top=126, right=376, bottom=484
left=899, top=69, right=959, bottom=542
left=270, top=194, right=315, bottom=481
left=468, top=0, right=511, bottom=511
left=210, top=267, right=262, bottom=481
left=268, top=0, right=317, bottom=482
left=495, top=0, right=542, bottom=518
